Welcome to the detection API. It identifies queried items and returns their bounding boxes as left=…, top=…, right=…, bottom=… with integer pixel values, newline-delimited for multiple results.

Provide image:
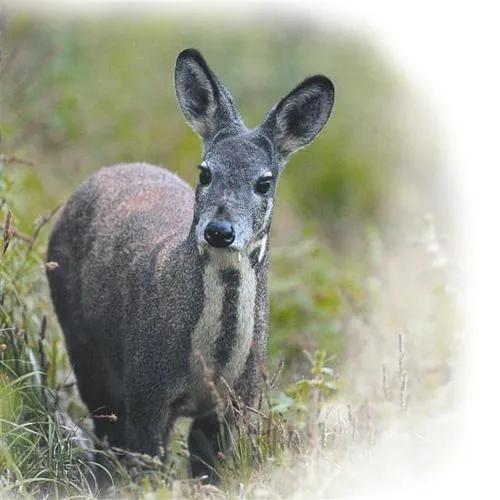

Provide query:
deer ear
left=260, top=75, right=334, bottom=158
left=174, top=49, right=243, bottom=141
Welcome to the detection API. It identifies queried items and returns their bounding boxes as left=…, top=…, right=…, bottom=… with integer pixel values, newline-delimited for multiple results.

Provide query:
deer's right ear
left=174, top=49, right=243, bottom=141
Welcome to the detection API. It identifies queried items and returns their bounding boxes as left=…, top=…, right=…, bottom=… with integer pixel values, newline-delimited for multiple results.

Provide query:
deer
left=46, top=48, right=334, bottom=482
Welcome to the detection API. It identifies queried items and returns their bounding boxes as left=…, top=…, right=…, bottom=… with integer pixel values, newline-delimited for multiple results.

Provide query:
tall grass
left=0, top=191, right=96, bottom=497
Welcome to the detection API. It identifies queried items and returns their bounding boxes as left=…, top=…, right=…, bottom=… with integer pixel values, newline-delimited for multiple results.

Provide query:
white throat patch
left=189, top=250, right=256, bottom=412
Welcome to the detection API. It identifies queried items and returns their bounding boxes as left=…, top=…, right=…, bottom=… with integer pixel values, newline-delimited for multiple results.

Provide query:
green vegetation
left=0, top=8, right=455, bottom=499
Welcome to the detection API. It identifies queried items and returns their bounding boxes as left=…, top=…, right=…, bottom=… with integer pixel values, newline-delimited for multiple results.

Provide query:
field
left=0, top=6, right=458, bottom=498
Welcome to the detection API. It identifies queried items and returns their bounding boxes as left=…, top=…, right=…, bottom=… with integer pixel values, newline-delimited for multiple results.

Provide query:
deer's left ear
left=175, top=49, right=243, bottom=141
left=260, top=75, right=335, bottom=159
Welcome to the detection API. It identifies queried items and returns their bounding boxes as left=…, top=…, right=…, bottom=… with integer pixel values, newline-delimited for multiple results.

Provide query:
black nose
left=204, top=221, right=235, bottom=248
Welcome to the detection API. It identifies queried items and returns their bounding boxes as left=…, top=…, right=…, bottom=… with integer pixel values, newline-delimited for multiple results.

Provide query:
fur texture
left=47, top=49, right=334, bottom=482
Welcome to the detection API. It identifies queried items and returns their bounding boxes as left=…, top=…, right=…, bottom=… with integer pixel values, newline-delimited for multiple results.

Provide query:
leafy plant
left=274, top=351, right=337, bottom=423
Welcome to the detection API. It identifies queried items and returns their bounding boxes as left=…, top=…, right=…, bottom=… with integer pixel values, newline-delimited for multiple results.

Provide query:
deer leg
left=124, top=393, right=178, bottom=459
left=188, top=413, right=230, bottom=483
left=124, top=359, right=185, bottom=459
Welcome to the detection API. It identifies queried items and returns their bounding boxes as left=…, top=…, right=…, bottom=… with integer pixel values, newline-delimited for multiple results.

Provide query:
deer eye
left=255, top=174, right=273, bottom=195
left=198, top=165, right=212, bottom=186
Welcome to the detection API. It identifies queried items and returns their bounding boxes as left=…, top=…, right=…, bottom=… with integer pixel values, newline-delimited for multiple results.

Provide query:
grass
left=0, top=7, right=457, bottom=499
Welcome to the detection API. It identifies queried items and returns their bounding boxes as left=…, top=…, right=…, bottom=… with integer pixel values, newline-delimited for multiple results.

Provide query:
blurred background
left=0, top=3, right=459, bottom=497
left=1, top=4, right=454, bottom=361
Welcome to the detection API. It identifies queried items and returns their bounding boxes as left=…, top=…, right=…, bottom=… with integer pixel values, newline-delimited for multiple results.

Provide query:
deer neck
left=185, top=228, right=272, bottom=409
